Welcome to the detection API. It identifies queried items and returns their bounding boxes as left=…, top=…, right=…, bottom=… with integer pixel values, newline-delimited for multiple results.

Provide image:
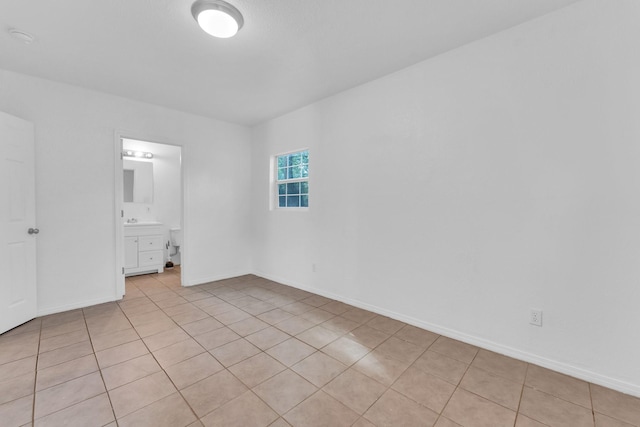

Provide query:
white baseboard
left=254, top=270, right=640, bottom=398
left=182, top=270, right=252, bottom=287
left=37, top=294, right=118, bottom=317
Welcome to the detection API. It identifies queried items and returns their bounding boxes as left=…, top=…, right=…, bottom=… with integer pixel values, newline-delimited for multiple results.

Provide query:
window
left=275, top=150, right=309, bottom=208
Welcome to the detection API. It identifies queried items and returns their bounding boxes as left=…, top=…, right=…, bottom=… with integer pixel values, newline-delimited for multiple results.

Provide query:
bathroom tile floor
left=1, top=269, right=639, bottom=426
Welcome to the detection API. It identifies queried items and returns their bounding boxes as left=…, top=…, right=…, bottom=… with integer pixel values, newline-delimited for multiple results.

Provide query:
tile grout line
left=29, top=311, right=122, bottom=424
left=150, top=277, right=361, bottom=423
left=518, top=383, right=595, bottom=415
left=513, top=363, right=530, bottom=427
left=84, top=303, right=125, bottom=426
left=118, top=276, right=203, bottom=425
left=434, top=346, right=596, bottom=426
left=25, top=284, right=356, bottom=427
left=329, top=324, right=441, bottom=424
left=16, top=271, right=637, bottom=427
left=198, top=319, right=308, bottom=422
left=589, top=383, right=596, bottom=426
left=31, top=319, right=43, bottom=425
left=144, top=273, right=295, bottom=424
left=414, top=340, right=452, bottom=424
left=296, top=308, right=437, bottom=423
left=432, top=340, right=479, bottom=427
left=128, top=272, right=260, bottom=422
left=18, top=298, right=426, bottom=424
left=30, top=315, right=101, bottom=423
left=359, top=343, right=431, bottom=424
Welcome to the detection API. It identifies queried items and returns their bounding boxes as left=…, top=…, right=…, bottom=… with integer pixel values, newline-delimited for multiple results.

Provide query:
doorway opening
left=115, top=135, right=184, bottom=297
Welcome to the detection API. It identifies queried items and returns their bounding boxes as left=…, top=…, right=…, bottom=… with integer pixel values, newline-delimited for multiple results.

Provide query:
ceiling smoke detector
left=8, top=28, right=35, bottom=44
left=191, top=0, right=244, bottom=39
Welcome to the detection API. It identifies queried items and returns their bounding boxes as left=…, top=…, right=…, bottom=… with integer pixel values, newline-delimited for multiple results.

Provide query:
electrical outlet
left=530, top=309, right=543, bottom=327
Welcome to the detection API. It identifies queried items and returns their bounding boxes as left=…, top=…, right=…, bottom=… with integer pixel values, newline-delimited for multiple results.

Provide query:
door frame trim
left=113, top=129, right=186, bottom=298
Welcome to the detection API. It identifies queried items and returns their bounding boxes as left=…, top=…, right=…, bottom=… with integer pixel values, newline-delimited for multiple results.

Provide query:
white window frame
left=271, top=148, right=309, bottom=211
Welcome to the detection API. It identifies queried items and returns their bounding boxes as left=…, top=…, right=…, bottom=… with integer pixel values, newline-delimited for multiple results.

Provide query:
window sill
left=273, top=207, right=309, bottom=212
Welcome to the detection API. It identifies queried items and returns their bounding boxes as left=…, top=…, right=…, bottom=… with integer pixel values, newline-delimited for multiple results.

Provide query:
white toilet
left=170, top=227, right=182, bottom=264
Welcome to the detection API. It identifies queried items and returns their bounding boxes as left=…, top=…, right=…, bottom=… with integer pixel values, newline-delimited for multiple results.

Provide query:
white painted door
left=0, top=112, right=37, bottom=334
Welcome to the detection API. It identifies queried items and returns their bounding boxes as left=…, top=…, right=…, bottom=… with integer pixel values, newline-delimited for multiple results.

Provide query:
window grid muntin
left=275, top=150, right=309, bottom=209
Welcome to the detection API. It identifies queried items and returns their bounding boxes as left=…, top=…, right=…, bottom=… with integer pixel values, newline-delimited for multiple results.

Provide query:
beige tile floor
left=1, top=268, right=639, bottom=426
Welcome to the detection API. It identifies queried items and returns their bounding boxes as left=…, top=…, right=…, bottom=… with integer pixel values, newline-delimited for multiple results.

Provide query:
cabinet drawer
left=138, top=235, right=163, bottom=252
left=139, top=250, right=163, bottom=267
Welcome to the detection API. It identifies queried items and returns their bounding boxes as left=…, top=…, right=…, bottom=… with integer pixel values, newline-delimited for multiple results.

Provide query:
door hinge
left=122, top=267, right=124, bottom=274
left=120, top=152, right=123, bottom=159
left=121, top=210, right=124, bottom=218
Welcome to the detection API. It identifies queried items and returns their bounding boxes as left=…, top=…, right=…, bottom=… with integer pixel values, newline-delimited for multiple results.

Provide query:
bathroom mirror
left=123, top=159, right=154, bottom=203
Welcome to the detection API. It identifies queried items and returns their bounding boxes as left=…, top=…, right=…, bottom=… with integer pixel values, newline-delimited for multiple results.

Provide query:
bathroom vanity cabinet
left=124, top=223, right=164, bottom=276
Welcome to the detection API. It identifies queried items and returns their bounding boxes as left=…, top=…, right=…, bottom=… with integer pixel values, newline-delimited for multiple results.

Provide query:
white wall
left=251, top=0, right=640, bottom=396
left=0, top=69, right=253, bottom=314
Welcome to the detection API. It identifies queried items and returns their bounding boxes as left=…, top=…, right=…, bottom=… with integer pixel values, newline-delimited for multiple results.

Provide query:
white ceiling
left=1, top=0, right=581, bottom=126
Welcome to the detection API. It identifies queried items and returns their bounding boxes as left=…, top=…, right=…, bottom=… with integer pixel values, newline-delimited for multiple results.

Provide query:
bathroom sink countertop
left=124, top=221, right=162, bottom=226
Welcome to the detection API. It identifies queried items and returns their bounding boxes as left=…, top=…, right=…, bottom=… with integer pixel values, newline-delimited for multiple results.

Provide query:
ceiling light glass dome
left=191, top=0, right=244, bottom=39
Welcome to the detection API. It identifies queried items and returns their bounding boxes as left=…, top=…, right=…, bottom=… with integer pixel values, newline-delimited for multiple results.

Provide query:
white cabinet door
left=0, top=112, right=36, bottom=334
left=124, top=236, right=138, bottom=269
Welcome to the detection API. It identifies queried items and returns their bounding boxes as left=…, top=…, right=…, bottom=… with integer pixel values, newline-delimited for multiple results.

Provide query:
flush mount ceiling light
left=191, top=0, right=244, bottom=39
left=8, top=28, right=35, bottom=44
